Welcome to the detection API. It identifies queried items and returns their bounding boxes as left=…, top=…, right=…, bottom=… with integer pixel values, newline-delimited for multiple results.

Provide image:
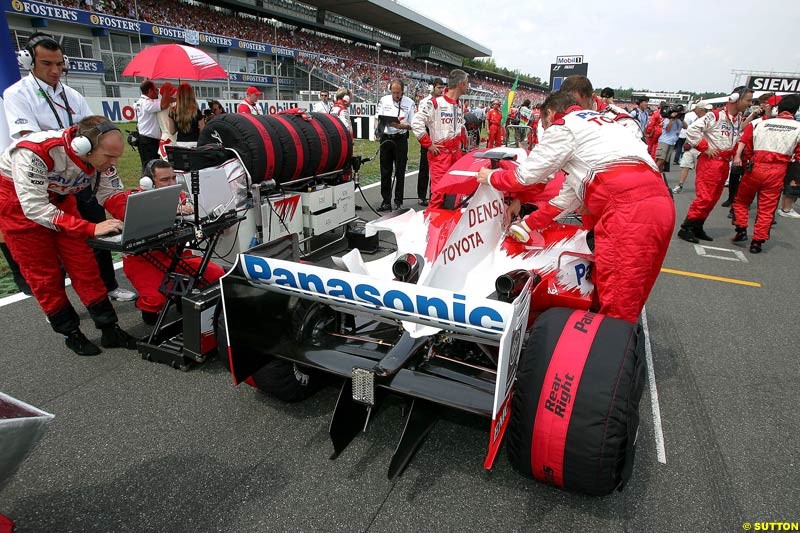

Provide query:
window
left=110, top=34, right=131, bottom=54
left=80, top=39, right=94, bottom=59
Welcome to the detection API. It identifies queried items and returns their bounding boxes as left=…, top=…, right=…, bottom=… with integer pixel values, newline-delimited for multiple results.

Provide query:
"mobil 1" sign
left=556, top=55, right=584, bottom=65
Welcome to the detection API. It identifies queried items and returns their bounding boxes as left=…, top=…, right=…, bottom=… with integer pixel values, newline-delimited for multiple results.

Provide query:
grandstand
left=4, top=0, right=548, bottom=106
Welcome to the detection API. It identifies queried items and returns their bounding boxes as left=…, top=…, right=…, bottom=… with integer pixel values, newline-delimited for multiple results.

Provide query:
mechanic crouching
left=477, top=90, right=675, bottom=324
left=103, top=159, right=226, bottom=325
left=0, top=116, right=137, bottom=356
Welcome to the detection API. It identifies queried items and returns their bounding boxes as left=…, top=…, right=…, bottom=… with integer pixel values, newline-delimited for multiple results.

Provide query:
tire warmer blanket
left=531, top=310, right=605, bottom=487
left=240, top=113, right=276, bottom=181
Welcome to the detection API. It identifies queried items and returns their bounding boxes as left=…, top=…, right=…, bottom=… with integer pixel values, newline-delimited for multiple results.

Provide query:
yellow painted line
left=660, top=267, right=762, bottom=288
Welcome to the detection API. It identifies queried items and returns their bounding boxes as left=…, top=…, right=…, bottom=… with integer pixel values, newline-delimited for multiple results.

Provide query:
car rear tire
left=215, top=299, right=323, bottom=402
left=506, top=307, right=646, bottom=496
left=250, top=359, right=321, bottom=403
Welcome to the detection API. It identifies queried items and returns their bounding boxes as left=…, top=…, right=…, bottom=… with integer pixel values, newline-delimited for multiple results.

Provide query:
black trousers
left=379, top=134, right=408, bottom=205
left=417, top=146, right=429, bottom=200
left=138, top=135, right=160, bottom=171
left=75, top=187, right=118, bottom=292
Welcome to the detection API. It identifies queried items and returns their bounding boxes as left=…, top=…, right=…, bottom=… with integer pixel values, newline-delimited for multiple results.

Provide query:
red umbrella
left=122, top=44, right=227, bottom=80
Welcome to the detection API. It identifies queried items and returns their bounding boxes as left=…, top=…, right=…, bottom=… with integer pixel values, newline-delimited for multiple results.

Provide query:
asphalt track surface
left=1, top=166, right=799, bottom=532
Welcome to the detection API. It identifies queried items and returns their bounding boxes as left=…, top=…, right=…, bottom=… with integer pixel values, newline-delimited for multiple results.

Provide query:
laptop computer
left=89, top=184, right=183, bottom=252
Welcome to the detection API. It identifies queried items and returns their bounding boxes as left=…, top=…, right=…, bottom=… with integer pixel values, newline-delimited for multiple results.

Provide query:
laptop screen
left=121, top=184, right=183, bottom=242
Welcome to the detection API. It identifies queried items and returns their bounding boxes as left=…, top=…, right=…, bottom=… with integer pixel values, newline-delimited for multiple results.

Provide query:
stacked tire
left=198, top=111, right=353, bottom=184
left=506, top=307, right=646, bottom=496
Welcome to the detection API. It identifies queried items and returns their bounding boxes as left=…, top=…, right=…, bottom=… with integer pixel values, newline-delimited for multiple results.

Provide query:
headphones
left=343, top=94, right=351, bottom=104
left=17, top=33, right=70, bottom=71
left=71, top=121, right=120, bottom=156
left=139, top=159, right=161, bottom=190
left=729, top=86, right=748, bottom=103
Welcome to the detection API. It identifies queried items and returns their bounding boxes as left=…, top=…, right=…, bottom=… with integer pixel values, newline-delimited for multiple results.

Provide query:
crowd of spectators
left=46, top=0, right=549, bottom=105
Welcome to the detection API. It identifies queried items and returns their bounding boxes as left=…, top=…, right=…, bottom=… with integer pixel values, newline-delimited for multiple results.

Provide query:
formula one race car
left=216, top=148, right=646, bottom=496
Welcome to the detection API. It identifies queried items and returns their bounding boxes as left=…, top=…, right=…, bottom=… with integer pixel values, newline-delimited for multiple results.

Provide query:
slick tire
left=215, top=297, right=322, bottom=402
left=506, top=307, right=646, bottom=496
left=250, top=360, right=322, bottom=403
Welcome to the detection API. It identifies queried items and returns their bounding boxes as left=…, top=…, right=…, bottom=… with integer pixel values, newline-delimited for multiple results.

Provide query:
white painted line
left=641, top=306, right=667, bottom=464
left=693, top=244, right=748, bottom=263
left=360, top=169, right=419, bottom=191
left=0, top=261, right=124, bottom=308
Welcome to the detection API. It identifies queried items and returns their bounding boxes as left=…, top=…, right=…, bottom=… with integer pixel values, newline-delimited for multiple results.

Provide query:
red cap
left=246, top=86, right=262, bottom=96
left=767, top=95, right=782, bottom=107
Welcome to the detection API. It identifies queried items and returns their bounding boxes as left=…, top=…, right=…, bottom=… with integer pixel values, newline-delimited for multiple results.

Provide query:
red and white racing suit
left=603, top=104, right=644, bottom=141
left=732, top=112, right=800, bottom=241
left=0, top=129, right=125, bottom=334
left=486, top=108, right=503, bottom=148
left=644, top=111, right=663, bottom=161
left=237, top=100, right=262, bottom=115
left=411, top=92, right=466, bottom=208
left=330, top=99, right=353, bottom=137
left=487, top=106, right=674, bottom=323
left=104, top=189, right=225, bottom=314
left=684, top=105, right=743, bottom=223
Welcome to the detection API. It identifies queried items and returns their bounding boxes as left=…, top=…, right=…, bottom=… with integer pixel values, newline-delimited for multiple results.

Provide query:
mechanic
left=3, top=32, right=136, bottom=303
left=329, top=87, right=353, bottom=137
left=376, top=79, right=415, bottom=211
left=104, top=160, right=226, bottom=323
left=411, top=70, right=468, bottom=209
left=723, top=93, right=779, bottom=210
left=731, top=95, right=800, bottom=253
left=643, top=105, right=665, bottom=161
left=561, top=76, right=642, bottom=140
left=486, top=99, right=503, bottom=148
left=414, top=78, right=445, bottom=206
left=677, top=86, right=753, bottom=243
left=0, top=116, right=138, bottom=356
left=476, top=91, right=674, bottom=324
left=237, top=86, right=263, bottom=115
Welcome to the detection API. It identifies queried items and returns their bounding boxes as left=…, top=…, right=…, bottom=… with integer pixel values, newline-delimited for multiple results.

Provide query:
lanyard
left=34, top=77, right=74, bottom=128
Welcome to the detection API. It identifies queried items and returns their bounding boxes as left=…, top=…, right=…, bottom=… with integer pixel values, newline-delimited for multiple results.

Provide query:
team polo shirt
left=3, top=73, right=92, bottom=138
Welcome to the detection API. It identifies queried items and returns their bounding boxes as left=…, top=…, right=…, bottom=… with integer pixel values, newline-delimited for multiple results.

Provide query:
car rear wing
left=221, top=250, right=531, bottom=469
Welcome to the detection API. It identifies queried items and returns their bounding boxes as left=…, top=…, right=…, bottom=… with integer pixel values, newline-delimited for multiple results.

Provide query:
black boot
left=677, top=221, right=699, bottom=244
left=65, top=329, right=102, bottom=356
left=141, top=310, right=159, bottom=326
left=49, top=304, right=81, bottom=336
left=0, top=242, right=32, bottom=295
left=693, top=221, right=714, bottom=242
left=732, top=226, right=748, bottom=243
left=749, top=239, right=764, bottom=254
left=100, top=324, right=138, bottom=350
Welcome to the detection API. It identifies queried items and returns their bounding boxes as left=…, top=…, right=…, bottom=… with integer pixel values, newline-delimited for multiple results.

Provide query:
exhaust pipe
left=495, top=269, right=540, bottom=302
left=392, top=254, right=424, bottom=283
